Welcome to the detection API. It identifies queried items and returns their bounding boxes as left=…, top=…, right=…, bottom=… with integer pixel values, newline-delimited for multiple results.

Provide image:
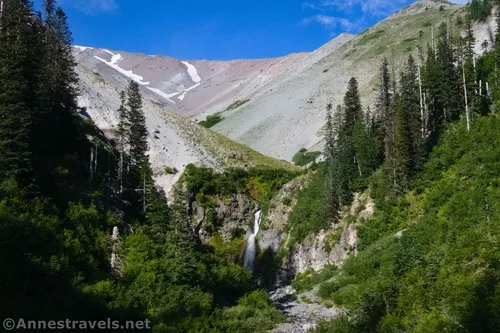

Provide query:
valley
left=1, top=0, right=499, bottom=332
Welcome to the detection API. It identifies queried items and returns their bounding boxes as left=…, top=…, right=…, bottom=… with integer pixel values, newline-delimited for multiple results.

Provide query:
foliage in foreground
left=315, top=116, right=500, bottom=332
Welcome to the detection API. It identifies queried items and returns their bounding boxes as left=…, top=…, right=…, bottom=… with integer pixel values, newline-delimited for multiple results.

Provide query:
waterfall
left=89, top=146, right=95, bottom=182
left=89, top=143, right=98, bottom=184
left=244, top=210, right=262, bottom=272
left=94, top=143, right=98, bottom=177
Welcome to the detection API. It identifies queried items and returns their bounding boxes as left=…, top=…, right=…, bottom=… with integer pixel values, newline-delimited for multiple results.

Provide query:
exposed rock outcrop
left=284, top=192, right=374, bottom=276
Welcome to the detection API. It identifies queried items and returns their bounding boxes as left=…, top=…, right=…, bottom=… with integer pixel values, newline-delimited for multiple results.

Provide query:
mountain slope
left=76, top=63, right=297, bottom=197
left=73, top=1, right=494, bottom=165
left=214, top=0, right=468, bottom=159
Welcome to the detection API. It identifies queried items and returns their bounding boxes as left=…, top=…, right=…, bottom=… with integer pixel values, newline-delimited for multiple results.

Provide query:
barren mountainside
left=73, top=0, right=495, bottom=192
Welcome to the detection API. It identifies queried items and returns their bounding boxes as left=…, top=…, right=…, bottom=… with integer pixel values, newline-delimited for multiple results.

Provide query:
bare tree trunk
left=418, top=66, right=424, bottom=139
left=423, top=92, right=428, bottom=137
left=143, top=174, right=146, bottom=214
left=462, top=59, right=471, bottom=131
left=110, top=227, right=122, bottom=276
left=355, top=155, right=362, bottom=177
left=473, top=56, right=478, bottom=93
left=432, top=27, right=436, bottom=58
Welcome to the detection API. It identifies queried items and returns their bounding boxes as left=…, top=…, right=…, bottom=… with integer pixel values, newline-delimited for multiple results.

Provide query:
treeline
left=0, top=1, right=284, bottom=331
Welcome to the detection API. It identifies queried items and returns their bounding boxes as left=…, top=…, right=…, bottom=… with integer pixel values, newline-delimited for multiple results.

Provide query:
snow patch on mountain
left=181, top=61, right=201, bottom=83
left=75, top=45, right=92, bottom=51
left=146, top=87, right=179, bottom=103
left=185, top=82, right=201, bottom=92
left=94, top=51, right=151, bottom=85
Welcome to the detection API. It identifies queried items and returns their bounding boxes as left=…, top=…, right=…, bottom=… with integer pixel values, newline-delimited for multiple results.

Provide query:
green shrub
left=226, top=99, right=250, bottom=111
left=292, top=265, right=338, bottom=292
left=165, top=166, right=178, bottom=174
left=318, top=280, right=341, bottom=299
left=292, top=148, right=321, bottom=166
left=286, top=166, right=329, bottom=244
left=200, top=114, right=224, bottom=128
left=183, top=164, right=299, bottom=213
left=219, top=290, right=284, bottom=332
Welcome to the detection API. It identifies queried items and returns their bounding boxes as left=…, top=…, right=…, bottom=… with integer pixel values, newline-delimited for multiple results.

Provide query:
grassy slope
left=324, top=2, right=465, bottom=103
left=177, top=115, right=299, bottom=172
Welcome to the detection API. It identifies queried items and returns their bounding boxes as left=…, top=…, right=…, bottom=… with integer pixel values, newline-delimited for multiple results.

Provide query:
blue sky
left=36, top=0, right=468, bottom=60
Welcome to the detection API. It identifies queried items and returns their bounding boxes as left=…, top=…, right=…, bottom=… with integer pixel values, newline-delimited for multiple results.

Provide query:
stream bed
left=269, top=285, right=340, bottom=333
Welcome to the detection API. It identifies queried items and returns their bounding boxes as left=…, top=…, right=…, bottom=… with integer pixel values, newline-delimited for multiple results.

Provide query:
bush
left=292, top=265, right=338, bottom=292
left=199, top=114, right=224, bottom=128
left=219, top=290, right=284, bottom=332
left=183, top=164, right=299, bottom=212
left=165, top=166, right=178, bottom=174
left=292, top=148, right=321, bottom=166
left=286, top=166, right=329, bottom=244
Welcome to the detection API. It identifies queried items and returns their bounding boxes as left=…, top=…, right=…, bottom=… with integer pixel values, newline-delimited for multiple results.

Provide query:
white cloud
left=303, top=0, right=410, bottom=16
left=301, top=14, right=356, bottom=32
left=300, top=0, right=415, bottom=33
left=62, top=0, right=118, bottom=14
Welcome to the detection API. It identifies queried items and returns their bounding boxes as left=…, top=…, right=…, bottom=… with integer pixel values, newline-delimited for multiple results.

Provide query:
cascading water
left=244, top=210, right=262, bottom=272
left=89, top=146, right=95, bottom=183
left=89, top=143, right=98, bottom=184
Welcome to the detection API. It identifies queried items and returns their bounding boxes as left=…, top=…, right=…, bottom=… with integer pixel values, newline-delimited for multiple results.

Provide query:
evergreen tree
left=323, top=103, right=339, bottom=221
left=338, top=78, right=363, bottom=201
left=127, top=81, right=149, bottom=169
left=0, top=0, right=39, bottom=187
left=393, top=94, right=411, bottom=194
left=364, top=107, right=384, bottom=172
left=423, top=43, right=442, bottom=146
left=436, top=22, right=462, bottom=123
left=122, top=81, right=150, bottom=221
left=400, top=55, right=426, bottom=174
left=377, top=59, right=399, bottom=190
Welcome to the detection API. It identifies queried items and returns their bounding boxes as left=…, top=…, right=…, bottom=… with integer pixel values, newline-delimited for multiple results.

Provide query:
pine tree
left=336, top=77, right=364, bottom=202
left=125, top=80, right=150, bottom=221
left=436, top=22, right=462, bottom=123
left=393, top=94, right=411, bottom=194
left=36, top=2, right=78, bottom=156
left=364, top=107, right=384, bottom=172
left=423, top=43, right=442, bottom=145
left=127, top=81, right=149, bottom=169
left=117, top=91, right=129, bottom=195
left=323, top=103, right=339, bottom=221
left=376, top=59, right=396, bottom=171
left=400, top=55, right=426, bottom=174
left=0, top=0, right=39, bottom=186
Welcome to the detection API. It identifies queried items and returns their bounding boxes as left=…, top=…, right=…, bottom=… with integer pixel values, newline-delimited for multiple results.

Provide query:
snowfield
left=181, top=61, right=201, bottom=83
left=94, top=51, right=151, bottom=86
left=146, top=87, right=179, bottom=103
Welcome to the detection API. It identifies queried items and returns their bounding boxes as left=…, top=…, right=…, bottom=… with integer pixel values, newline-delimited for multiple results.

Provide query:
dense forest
left=1, top=0, right=500, bottom=332
left=0, top=1, right=285, bottom=332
